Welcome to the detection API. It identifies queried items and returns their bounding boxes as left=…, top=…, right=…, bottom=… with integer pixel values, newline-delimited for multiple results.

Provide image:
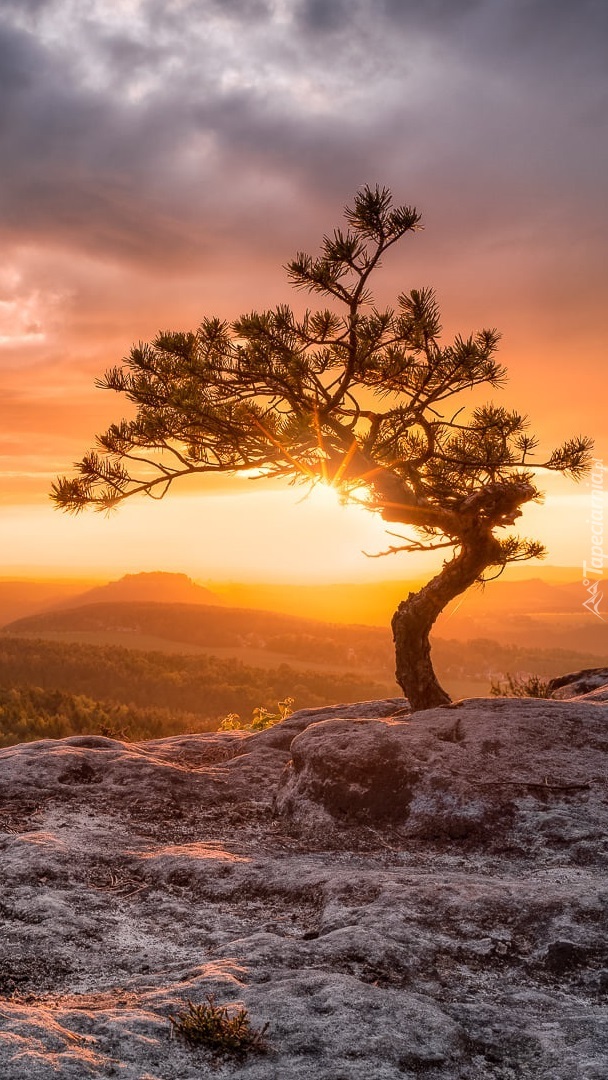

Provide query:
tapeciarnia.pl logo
left=582, top=459, right=606, bottom=620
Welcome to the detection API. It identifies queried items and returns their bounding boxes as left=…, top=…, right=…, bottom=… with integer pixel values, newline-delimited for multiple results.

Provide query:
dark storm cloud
left=0, top=0, right=50, bottom=14
left=0, top=1, right=388, bottom=262
left=295, top=0, right=353, bottom=33
left=379, top=0, right=484, bottom=32
left=0, top=22, right=186, bottom=260
left=0, top=0, right=606, bottom=269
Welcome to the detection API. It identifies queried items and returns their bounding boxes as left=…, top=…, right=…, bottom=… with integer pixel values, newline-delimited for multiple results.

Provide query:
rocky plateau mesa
left=1, top=670, right=607, bottom=1079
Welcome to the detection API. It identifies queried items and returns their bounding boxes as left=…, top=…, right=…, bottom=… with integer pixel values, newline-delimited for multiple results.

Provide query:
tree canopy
left=52, top=185, right=592, bottom=709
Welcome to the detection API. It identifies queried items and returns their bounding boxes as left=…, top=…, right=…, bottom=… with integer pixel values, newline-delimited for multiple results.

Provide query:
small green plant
left=490, top=673, right=551, bottom=698
left=218, top=697, right=294, bottom=732
left=218, top=712, right=242, bottom=731
left=250, top=696, right=294, bottom=730
left=169, top=996, right=269, bottom=1058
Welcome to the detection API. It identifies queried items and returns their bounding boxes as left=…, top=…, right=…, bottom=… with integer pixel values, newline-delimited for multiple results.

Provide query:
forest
left=0, top=631, right=604, bottom=747
left=0, top=635, right=393, bottom=746
left=7, top=598, right=605, bottom=678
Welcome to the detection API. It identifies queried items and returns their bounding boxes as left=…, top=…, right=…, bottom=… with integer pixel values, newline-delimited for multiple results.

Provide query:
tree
left=52, top=186, right=592, bottom=710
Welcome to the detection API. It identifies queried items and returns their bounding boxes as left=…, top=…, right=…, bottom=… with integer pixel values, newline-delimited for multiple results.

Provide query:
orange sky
left=1, top=1, right=606, bottom=583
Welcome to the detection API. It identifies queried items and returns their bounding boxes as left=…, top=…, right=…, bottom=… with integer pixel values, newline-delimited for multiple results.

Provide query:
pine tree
left=52, top=186, right=592, bottom=710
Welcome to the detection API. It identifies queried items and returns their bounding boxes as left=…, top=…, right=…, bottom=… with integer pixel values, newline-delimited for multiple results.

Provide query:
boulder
left=548, top=666, right=608, bottom=699
left=275, top=698, right=608, bottom=854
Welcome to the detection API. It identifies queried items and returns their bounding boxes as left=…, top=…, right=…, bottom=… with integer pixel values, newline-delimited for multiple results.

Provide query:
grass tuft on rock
left=490, top=673, right=551, bottom=698
left=170, top=995, right=269, bottom=1057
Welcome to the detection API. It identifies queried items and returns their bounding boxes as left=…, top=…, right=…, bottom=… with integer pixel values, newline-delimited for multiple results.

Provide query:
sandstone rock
left=1, top=694, right=607, bottom=1078
left=276, top=716, right=418, bottom=823
left=548, top=666, right=608, bottom=699
left=275, top=698, right=608, bottom=856
left=243, top=696, right=408, bottom=751
left=572, top=684, right=608, bottom=703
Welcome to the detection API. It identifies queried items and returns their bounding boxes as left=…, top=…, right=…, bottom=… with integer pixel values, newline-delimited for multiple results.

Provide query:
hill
left=2, top=570, right=605, bottom=654
left=213, top=569, right=589, bottom=628
left=0, top=572, right=220, bottom=628
left=4, top=600, right=395, bottom=676
left=56, top=571, right=222, bottom=609
left=4, top=598, right=608, bottom=712
left=432, top=577, right=608, bottom=651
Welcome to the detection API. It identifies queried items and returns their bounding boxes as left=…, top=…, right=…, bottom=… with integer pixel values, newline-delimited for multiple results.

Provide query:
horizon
left=0, top=563, right=591, bottom=586
left=0, top=479, right=603, bottom=583
left=1, top=563, right=602, bottom=638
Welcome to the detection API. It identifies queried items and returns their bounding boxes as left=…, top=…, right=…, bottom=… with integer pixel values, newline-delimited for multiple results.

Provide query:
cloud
left=0, top=0, right=604, bottom=355
left=0, top=0, right=605, bottom=279
left=0, top=0, right=605, bottom=562
left=294, top=0, right=355, bottom=33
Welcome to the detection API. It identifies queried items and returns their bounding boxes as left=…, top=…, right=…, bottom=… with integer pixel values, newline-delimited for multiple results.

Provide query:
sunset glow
left=1, top=1, right=606, bottom=586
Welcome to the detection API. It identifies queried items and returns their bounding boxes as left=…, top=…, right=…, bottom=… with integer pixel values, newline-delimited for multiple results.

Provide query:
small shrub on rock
left=490, top=673, right=551, bottom=698
left=219, top=697, right=294, bottom=731
left=170, top=995, right=269, bottom=1058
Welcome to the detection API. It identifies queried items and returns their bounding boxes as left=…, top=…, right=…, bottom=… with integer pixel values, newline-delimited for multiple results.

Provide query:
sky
left=0, top=0, right=606, bottom=582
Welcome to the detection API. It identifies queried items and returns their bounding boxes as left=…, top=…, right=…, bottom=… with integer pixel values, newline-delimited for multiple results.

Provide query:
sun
left=304, top=481, right=347, bottom=510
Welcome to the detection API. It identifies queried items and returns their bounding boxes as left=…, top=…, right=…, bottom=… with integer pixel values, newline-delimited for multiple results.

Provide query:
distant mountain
left=57, top=572, right=222, bottom=610
left=0, top=580, right=98, bottom=629
left=433, top=575, right=608, bottom=651
left=0, top=573, right=222, bottom=629
left=211, top=575, right=604, bottom=652
left=6, top=594, right=608, bottom=689
left=3, top=570, right=604, bottom=655
left=440, top=578, right=582, bottom=618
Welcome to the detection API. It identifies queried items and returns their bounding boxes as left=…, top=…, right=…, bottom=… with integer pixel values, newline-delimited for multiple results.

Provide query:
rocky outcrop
left=549, top=665, right=608, bottom=700
left=242, top=696, right=408, bottom=751
left=0, top=691, right=607, bottom=1079
left=274, top=698, right=608, bottom=855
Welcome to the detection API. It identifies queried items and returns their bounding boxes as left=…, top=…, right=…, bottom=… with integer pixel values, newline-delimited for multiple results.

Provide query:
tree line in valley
left=0, top=632, right=604, bottom=748
left=7, top=601, right=604, bottom=682
left=0, top=684, right=209, bottom=747
left=0, top=635, right=395, bottom=746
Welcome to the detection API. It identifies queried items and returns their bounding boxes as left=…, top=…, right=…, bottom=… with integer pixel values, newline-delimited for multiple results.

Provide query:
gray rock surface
left=548, top=666, right=608, bottom=699
left=0, top=694, right=607, bottom=1079
left=275, top=698, right=608, bottom=854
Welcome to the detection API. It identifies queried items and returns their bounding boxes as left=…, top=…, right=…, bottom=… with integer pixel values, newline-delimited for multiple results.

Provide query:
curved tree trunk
left=392, top=534, right=502, bottom=711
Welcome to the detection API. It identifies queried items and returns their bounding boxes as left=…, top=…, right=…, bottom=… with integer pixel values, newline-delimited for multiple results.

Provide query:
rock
left=275, top=698, right=608, bottom=855
left=243, top=696, right=409, bottom=751
left=276, top=716, right=418, bottom=823
left=573, top=684, right=608, bottom=703
left=0, top=695, right=607, bottom=1078
left=548, top=666, right=608, bottom=699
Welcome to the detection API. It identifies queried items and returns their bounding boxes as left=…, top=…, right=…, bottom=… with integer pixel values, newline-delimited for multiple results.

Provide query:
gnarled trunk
left=392, top=534, right=502, bottom=711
